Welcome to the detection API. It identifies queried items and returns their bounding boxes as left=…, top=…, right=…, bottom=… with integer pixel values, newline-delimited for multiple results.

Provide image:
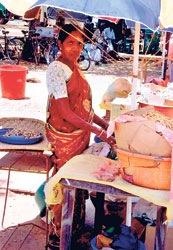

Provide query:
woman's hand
left=97, top=129, right=116, bottom=148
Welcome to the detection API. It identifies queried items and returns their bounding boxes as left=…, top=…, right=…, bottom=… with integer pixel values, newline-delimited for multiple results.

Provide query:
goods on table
left=0, top=118, right=45, bottom=145
left=3, top=128, right=41, bottom=139
left=100, top=77, right=132, bottom=111
left=111, top=106, right=173, bottom=190
left=114, top=106, right=173, bottom=157
left=140, top=82, right=173, bottom=105
left=0, top=118, right=44, bottom=134
left=91, top=159, right=120, bottom=182
left=138, top=82, right=173, bottom=118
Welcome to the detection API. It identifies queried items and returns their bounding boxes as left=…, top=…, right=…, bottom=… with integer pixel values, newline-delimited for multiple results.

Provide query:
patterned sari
left=46, top=65, right=93, bottom=170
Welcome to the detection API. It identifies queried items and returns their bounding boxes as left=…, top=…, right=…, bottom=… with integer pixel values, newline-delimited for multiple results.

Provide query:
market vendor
left=46, top=23, right=115, bottom=175
left=45, top=23, right=116, bottom=249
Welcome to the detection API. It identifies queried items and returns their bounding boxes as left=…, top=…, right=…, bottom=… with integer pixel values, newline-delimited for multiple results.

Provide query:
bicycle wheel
left=6, top=39, right=23, bottom=64
left=78, top=48, right=91, bottom=71
left=78, top=56, right=90, bottom=71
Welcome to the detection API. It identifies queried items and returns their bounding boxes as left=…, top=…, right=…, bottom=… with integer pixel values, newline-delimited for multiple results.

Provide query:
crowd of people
left=83, top=16, right=162, bottom=65
left=83, top=18, right=124, bottom=64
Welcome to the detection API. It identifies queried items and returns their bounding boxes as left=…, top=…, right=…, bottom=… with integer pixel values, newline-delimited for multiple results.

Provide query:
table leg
left=94, top=192, right=105, bottom=235
left=155, top=207, right=167, bottom=250
left=126, top=197, right=132, bottom=226
left=1, top=165, right=12, bottom=228
left=60, top=186, right=75, bottom=250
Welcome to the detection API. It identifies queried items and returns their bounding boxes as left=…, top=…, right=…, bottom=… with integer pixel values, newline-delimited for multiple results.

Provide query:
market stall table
left=0, top=117, right=52, bottom=245
left=45, top=154, right=173, bottom=250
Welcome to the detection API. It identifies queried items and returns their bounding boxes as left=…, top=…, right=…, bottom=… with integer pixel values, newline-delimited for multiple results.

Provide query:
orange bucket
left=117, top=148, right=171, bottom=190
left=0, top=64, right=28, bottom=100
left=139, top=101, right=173, bottom=118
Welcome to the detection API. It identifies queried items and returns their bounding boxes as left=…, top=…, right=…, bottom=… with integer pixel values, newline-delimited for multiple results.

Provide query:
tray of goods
left=139, top=82, right=173, bottom=118
left=0, top=128, right=43, bottom=145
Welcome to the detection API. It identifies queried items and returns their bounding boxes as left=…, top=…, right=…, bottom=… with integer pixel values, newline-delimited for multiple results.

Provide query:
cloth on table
left=44, top=154, right=173, bottom=222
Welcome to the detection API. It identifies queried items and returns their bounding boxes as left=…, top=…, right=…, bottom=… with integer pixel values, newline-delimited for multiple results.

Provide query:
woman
left=45, top=23, right=116, bottom=249
left=46, top=23, right=115, bottom=175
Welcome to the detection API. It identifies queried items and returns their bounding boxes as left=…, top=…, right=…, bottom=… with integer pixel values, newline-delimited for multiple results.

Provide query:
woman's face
left=59, top=30, right=84, bottom=63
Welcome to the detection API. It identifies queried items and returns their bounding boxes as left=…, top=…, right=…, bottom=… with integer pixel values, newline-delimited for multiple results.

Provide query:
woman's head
left=58, top=23, right=84, bottom=44
left=58, top=24, right=85, bottom=64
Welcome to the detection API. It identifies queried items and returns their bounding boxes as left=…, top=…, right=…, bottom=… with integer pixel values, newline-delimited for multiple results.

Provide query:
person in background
left=91, top=24, right=104, bottom=65
left=83, top=16, right=95, bottom=42
left=45, top=23, right=116, bottom=249
left=102, top=21, right=120, bottom=61
left=103, top=21, right=116, bottom=50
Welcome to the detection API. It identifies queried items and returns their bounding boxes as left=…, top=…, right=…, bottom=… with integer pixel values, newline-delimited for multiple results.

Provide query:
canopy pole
left=40, top=5, right=47, bottom=23
left=161, top=31, right=171, bottom=80
left=131, top=22, right=140, bottom=110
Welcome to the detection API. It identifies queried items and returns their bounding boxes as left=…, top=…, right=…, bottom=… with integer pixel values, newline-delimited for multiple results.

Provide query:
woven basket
left=117, top=148, right=171, bottom=190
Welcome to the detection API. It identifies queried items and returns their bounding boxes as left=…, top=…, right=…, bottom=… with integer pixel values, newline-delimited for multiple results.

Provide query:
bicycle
left=41, top=36, right=59, bottom=65
left=78, top=41, right=97, bottom=71
left=78, top=47, right=91, bottom=71
left=32, top=34, right=59, bottom=65
left=0, top=26, right=22, bottom=64
left=30, top=32, right=42, bottom=65
left=21, top=30, right=59, bottom=65
left=78, top=40, right=108, bottom=71
left=20, top=30, right=42, bottom=65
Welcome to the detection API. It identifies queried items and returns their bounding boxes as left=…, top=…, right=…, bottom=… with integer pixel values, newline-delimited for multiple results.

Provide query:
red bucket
left=0, top=64, right=28, bottom=100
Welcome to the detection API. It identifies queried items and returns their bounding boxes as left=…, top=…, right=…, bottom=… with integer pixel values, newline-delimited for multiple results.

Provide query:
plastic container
left=35, top=181, right=46, bottom=217
left=117, top=148, right=171, bottom=190
left=0, top=64, right=28, bottom=100
left=139, top=101, right=173, bottom=118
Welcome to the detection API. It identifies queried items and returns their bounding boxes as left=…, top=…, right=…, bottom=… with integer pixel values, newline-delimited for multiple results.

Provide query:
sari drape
left=46, top=65, right=93, bottom=169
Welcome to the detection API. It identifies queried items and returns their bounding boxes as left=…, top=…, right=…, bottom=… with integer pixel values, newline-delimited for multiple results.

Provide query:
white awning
left=0, top=0, right=38, bottom=16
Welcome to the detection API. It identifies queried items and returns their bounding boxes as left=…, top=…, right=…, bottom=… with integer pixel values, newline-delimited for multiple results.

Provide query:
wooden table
left=0, top=117, right=53, bottom=248
left=44, top=154, right=172, bottom=250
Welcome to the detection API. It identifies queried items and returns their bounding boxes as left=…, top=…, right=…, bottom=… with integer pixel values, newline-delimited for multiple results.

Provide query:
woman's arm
left=93, top=113, right=109, bottom=130
left=56, top=97, right=116, bottom=147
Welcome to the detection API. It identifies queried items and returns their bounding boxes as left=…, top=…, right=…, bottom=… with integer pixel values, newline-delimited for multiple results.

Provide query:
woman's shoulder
left=47, top=60, right=72, bottom=78
left=48, top=60, right=71, bottom=71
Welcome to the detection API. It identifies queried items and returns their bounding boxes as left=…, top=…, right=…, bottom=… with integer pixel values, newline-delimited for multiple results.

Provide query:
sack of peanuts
left=100, top=78, right=132, bottom=111
left=114, top=106, right=173, bottom=157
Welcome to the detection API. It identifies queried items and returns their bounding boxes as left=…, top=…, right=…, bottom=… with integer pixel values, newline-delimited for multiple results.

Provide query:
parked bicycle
left=21, top=30, right=59, bottom=65
left=20, top=30, right=42, bottom=65
left=78, top=44, right=91, bottom=71
left=78, top=41, right=103, bottom=71
left=0, top=26, right=22, bottom=64
left=41, top=36, right=59, bottom=65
